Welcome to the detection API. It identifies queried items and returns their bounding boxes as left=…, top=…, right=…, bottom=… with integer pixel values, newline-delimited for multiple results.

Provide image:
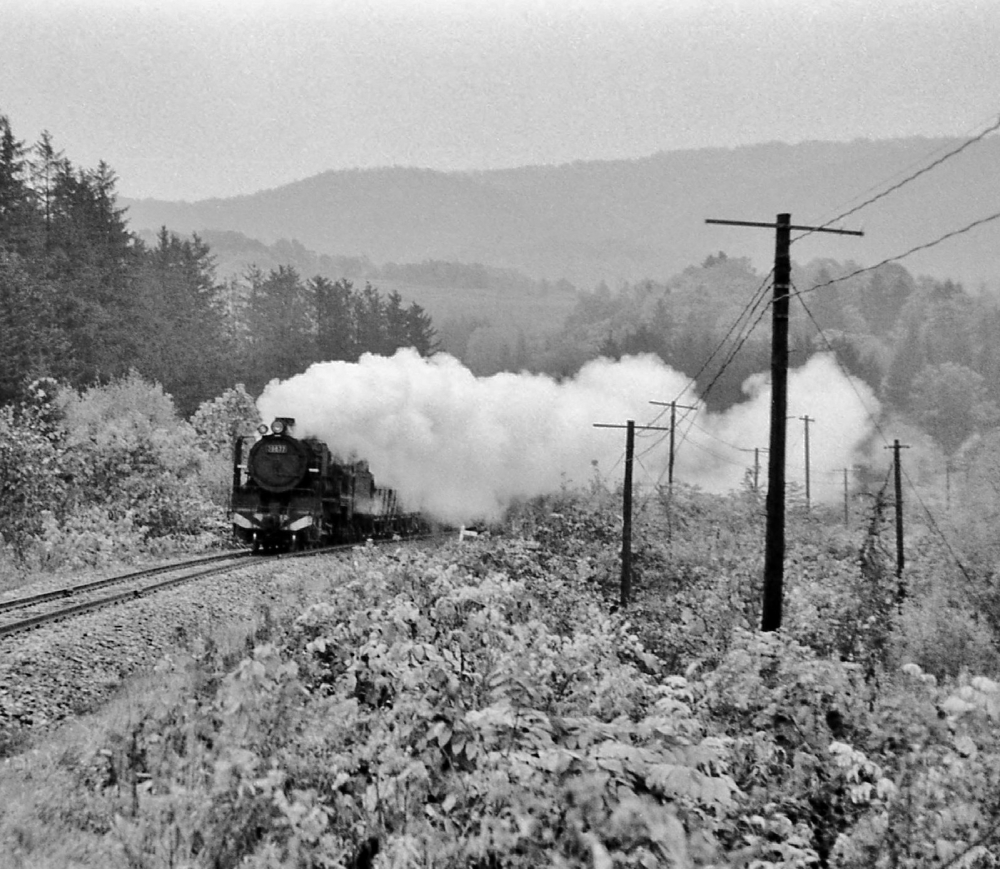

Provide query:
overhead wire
left=898, top=463, right=976, bottom=586
left=793, top=113, right=1000, bottom=242
left=794, top=281, right=980, bottom=587
left=684, top=417, right=754, bottom=454
left=792, top=281, right=892, bottom=449
left=669, top=286, right=774, bottom=459
left=635, top=111, right=1000, bottom=515
left=631, top=275, right=776, bottom=508
left=684, top=273, right=773, bottom=399
left=792, top=208, right=1000, bottom=302
left=681, top=437, right=753, bottom=468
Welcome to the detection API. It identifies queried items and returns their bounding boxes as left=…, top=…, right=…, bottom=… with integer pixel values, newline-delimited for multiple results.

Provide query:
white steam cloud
left=257, top=349, right=878, bottom=524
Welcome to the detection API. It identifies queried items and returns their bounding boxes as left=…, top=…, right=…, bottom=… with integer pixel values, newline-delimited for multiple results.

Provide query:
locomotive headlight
left=271, top=420, right=286, bottom=435
left=257, top=423, right=269, bottom=436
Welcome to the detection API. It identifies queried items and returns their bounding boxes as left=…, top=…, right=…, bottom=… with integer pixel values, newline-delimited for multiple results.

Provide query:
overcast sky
left=3, top=0, right=998, bottom=201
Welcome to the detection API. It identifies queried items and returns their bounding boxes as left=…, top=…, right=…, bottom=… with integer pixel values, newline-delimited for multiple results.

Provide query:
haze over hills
left=123, top=137, right=1000, bottom=292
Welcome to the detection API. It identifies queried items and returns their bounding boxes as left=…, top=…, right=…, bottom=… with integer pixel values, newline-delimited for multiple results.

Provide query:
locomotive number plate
left=265, top=444, right=288, bottom=454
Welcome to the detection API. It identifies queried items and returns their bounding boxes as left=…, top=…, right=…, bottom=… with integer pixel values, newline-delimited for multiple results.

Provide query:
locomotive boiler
left=230, top=417, right=418, bottom=551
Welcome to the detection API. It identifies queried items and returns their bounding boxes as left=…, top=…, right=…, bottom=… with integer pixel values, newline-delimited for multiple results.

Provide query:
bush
left=189, top=384, right=262, bottom=506
left=0, top=372, right=233, bottom=566
left=0, top=400, right=69, bottom=558
left=57, top=372, right=224, bottom=542
left=190, top=383, right=261, bottom=455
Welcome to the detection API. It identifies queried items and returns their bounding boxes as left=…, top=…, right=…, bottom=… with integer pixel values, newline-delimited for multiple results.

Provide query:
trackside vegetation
left=0, top=376, right=258, bottom=581
left=2, top=480, right=999, bottom=867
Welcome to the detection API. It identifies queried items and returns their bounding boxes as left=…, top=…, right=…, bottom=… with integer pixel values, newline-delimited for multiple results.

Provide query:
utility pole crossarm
left=648, top=401, right=697, bottom=489
left=706, top=218, right=865, bottom=236
left=593, top=424, right=672, bottom=431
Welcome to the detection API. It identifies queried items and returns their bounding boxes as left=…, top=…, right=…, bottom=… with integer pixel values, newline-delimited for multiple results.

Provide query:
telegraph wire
left=795, top=283, right=980, bottom=588
left=692, top=287, right=772, bottom=405
left=636, top=115, right=998, bottom=516
left=792, top=208, right=1000, bottom=301
left=635, top=409, right=695, bottom=460
left=633, top=274, right=772, bottom=462
left=673, top=269, right=774, bottom=405
left=684, top=417, right=754, bottom=455
left=637, top=268, right=774, bottom=474
left=792, top=281, right=892, bottom=450
left=899, top=462, right=975, bottom=586
left=793, top=113, right=1000, bottom=243
left=682, top=437, right=753, bottom=468
left=671, top=285, right=774, bottom=455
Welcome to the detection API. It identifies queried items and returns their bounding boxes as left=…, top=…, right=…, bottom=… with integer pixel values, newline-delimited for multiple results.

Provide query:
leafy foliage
left=189, top=383, right=261, bottom=455
left=0, top=372, right=227, bottom=568
left=0, top=487, right=978, bottom=867
left=0, top=400, right=68, bottom=558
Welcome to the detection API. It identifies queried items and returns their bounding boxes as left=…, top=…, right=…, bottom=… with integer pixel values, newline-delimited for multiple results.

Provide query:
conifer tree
left=405, top=300, right=437, bottom=355
left=135, top=227, right=231, bottom=414
left=313, top=276, right=356, bottom=361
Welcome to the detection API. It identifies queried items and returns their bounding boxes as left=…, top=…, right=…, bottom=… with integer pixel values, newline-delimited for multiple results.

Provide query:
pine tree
left=0, top=252, right=69, bottom=404
left=354, top=282, right=386, bottom=355
left=244, top=265, right=316, bottom=392
left=384, top=290, right=410, bottom=354
left=313, top=276, right=357, bottom=361
left=45, top=157, right=142, bottom=382
left=0, top=114, right=33, bottom=252
left=405, top=301, right=437, bottom=356
left=29, top=131, right=65, bottom=251
left=134, top=228, right=231, bottom=414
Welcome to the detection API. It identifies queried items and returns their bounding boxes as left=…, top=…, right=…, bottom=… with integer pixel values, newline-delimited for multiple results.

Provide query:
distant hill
left=123, top=137, right=1000, bottom=291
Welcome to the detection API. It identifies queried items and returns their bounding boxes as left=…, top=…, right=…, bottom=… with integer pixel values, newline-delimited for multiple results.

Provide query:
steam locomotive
left=230, top=417, right=420, bottom=551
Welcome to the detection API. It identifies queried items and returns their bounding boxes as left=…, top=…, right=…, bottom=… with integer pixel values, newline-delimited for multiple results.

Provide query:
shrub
left=57, top=371, right=224, bottom=542
left=190, top=383, right=261, bottom=455
left=0, top=401, right=69, bottom=558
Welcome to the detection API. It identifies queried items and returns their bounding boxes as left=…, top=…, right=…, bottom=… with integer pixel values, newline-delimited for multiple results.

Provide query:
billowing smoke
left=257, top=349, right=878, bottom=524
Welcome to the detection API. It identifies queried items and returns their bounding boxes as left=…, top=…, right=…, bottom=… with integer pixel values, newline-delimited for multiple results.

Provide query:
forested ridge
left=123, top=135, right=1000, bottom=292
left=5, top=110, right=1000, bottom=469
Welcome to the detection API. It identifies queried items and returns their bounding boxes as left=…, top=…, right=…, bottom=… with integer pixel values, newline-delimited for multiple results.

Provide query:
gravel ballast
left=0, top=559, right=307, bottom=748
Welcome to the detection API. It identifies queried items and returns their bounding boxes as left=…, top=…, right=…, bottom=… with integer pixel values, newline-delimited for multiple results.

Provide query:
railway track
left=0, top=534, right=449, bottom=641
left=0, top=550, right=263, bottom=640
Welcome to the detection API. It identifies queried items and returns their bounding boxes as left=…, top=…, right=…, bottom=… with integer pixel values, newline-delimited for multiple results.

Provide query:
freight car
left=230, top=417, right=420, bottom=551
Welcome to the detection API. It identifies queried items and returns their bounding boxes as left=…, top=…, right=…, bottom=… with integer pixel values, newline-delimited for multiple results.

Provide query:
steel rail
left=0, top=532, right=449, bottom=640
left=0, top=550, right=253, bottom=615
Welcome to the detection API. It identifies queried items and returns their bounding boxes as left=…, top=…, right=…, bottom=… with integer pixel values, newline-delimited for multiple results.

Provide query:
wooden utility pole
left=622, top=420, right=634, bottom=606
left=594, top=419, right=671, bottom=607
left=706, top=214, right=862, bottom=632
left=800, top=415, right=814, bottom=511
left=649, top=400, right=697, bottom=488
left=739, top=446, right=768, bottom=491
left=886, top=439, right=910, bottom=601
left=843, top=467, right=850, bottom=526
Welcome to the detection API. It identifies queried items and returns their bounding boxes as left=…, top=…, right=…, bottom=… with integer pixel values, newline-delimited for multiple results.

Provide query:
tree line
left=556, top=251, right=1000, bottom=459
left=0, top=113, right=436, bottom=414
